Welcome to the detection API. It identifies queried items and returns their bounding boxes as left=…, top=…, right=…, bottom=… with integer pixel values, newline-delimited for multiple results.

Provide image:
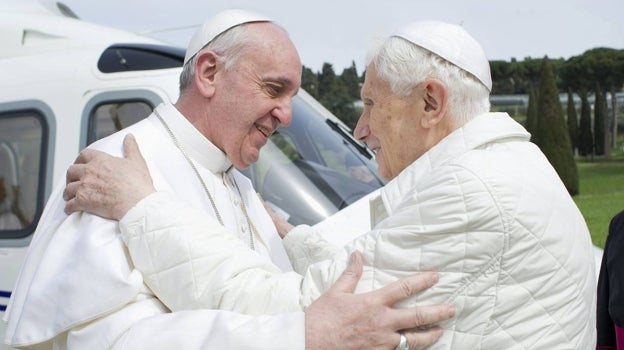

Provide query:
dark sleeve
left=597, top=210, right=624, bottom=348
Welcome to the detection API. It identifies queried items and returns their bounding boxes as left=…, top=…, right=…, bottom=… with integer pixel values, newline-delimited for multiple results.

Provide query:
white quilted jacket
left=118, top=112, right=597, bottom=349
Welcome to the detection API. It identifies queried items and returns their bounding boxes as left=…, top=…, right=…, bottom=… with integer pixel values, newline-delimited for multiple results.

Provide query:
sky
left=58, top=0, right=624, bottom=74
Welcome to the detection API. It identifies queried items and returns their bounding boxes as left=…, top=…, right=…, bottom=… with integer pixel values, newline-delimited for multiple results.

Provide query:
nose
left=272, top=97, right=293, bottom=127
left=353, top=112, right=369, bottom=141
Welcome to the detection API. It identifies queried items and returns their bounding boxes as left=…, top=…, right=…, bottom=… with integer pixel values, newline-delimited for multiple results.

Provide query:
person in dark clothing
left=597, top=210, right=624, bottom=349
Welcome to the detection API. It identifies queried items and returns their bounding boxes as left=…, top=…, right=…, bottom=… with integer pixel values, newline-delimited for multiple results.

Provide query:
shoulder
left=88, top=116, right=157, bottom=156
left=608, top=210, right=624, bottom=241
left=610, top=210, right=624, bottom=230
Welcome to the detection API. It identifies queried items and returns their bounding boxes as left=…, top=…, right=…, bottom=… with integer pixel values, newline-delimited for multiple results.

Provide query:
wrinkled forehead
left=240, top=24, right=301, bottom=73
left=361, top=65, right=387, bottom=95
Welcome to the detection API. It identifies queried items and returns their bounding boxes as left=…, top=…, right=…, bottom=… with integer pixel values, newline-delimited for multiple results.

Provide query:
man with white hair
left=61, top=20, right=596, bottom=349
left=3, top=10, right=454, bottom=350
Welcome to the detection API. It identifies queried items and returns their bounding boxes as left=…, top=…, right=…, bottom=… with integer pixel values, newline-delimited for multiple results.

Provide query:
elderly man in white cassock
left=3, top=10, right=455, bottom=350
left=60, top=18, right=597, bottom=349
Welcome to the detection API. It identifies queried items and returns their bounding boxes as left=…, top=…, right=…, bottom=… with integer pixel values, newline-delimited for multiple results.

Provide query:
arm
left=102, top=252, right=450, bottom=350
left=120, top=191, right=454, bottom=349
left=110, top=311, right=305, bottom=350
left=265, top=193, right=369, bottom=275
left=282, top=224, right=341, bottom=274
left=63, top=134, right=454, bottom=349
left=120, top=190, right=303, bottom=314
left=64, top=302, right=306, bottom=350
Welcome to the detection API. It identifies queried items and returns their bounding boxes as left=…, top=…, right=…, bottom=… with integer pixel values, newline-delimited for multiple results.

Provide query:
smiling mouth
left=255, top=124, right=272, bottom=138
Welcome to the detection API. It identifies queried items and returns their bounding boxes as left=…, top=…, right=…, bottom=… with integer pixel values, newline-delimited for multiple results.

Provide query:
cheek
left=376, top=156, right=393, bottom=180
left=368, top=113, right=387, bottom=138
left=370, top=116, right=398, bottom=148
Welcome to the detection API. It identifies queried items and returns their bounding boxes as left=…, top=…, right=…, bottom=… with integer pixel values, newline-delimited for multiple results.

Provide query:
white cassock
left=3, top=103, right=304, bottom=350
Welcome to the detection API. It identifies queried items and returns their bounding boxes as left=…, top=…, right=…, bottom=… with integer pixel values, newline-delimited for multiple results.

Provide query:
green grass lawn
left=574, top=152, right=624, bottom=248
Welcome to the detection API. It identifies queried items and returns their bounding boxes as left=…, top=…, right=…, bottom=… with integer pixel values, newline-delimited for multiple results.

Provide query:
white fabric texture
left=120, top=191, right=304, bottom=314
left=110, top=112, right=596, bottom=349
left=297, top=112, right=597, bottom=349
left=3, top=103, right=302, bottom=350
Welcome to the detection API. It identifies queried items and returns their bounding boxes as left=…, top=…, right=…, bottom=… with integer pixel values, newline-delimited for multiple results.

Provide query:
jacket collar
left=373, top=112, right=530, bottom=222
left=155, top=103, right=232, bottom=174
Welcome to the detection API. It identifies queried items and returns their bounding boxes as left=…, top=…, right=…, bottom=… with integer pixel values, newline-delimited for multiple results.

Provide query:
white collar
left=379, top=112, right=530, bottom=215
left=154, top=103, right=232, bottom=174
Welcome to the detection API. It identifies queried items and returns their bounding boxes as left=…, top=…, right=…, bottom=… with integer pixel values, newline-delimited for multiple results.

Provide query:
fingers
left=63, top=179, right=79, bottom=201
left=73, top=147, right=101, bottom=165
left=62, top=136, right=153, bottom=220
left=65, top=163, right=84, bottom=186
left=326, top=251, right=363, bottom=294
left=64, top=196, right=79, bottom=215
left=403, top=325, right=445, bottom=350
left=63, top=182, right=87, bottom=215
left=375, top=271, right=439, bottom=305
left=122, top=134, right=142, bottom=161
left=373, top=271, right=455, bottom=332
left=66, top=148, right=110, bottom=185
left=388, top=303, right=455, bottom=332
left=63, top=170, right=98, bottom=215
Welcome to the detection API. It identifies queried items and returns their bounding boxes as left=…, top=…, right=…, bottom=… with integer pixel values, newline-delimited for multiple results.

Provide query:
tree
left=525, top=84, right=538, bottom=138
left=560, top=48, right=624, bottom=150
left=566, top=89, right=579, bottom=154
left=594, top=83, right=607, bottom=156
left=301, top=66, right=319, bottom=98
left=317, top=63, right=338, bottom=101
left=582, top=49, right=624, bottom=150
left=533, top=57, right=579, bottom=195
left=339, top=61, right=361, bottom=101
left=317, top=63, right=360, bottom=129
left=559, top=54, right=594, bottom=93
left=490, top=60, right=514, bottom=94
left=578, top=89, right=593, bottom=157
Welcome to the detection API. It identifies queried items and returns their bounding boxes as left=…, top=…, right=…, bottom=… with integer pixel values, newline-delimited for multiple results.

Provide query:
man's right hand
left=64, top=134, right=155, bottom=220
left=305, top=251, right=454, bottom=350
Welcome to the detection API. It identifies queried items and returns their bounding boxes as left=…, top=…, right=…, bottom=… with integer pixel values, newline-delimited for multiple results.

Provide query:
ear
left=193, top=51, right=219, bottom=98
left=420, top=79, right=448, bottom=129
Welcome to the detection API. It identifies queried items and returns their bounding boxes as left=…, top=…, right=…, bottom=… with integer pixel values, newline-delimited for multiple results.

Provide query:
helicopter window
left=0, top=110, right=47, bottom=238
left=98, top=44, right=184, bottom=73
left=87, top=100, right=153, bottom=145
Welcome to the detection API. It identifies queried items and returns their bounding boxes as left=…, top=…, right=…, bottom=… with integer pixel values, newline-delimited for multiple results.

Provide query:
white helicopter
left=0, top=1, right=384, bottom=346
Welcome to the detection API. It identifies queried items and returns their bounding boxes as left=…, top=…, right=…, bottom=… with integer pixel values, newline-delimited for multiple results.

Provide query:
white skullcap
left=184, top=9, right=272, bottom=65
left=393, top=21, right=492, bottom=91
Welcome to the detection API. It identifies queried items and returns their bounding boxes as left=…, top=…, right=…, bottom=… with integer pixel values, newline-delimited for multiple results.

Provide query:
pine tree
left=340, top=61, right=361, bottom=101
left=317, top=63, right=338, bottom=103
left=578, top=89, right=593, bottom=157
left=301, top=66, right=319, bottom=98
left=533, top=57, right=579, bottom=195
left=525, top=85, right=538, bottom=140
left=317, top=63, right=359, bottom=129
left=566, top=89, right=579, bottom=154
left=593, top=83, right=607, bottom=156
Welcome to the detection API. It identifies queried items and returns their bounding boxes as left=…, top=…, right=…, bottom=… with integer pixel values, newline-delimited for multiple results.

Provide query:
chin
left=377, top=170, right=391, bottom=181
left=238, top=155, right=259, bottom=169
left=232, top=159, right=252, bottom=170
